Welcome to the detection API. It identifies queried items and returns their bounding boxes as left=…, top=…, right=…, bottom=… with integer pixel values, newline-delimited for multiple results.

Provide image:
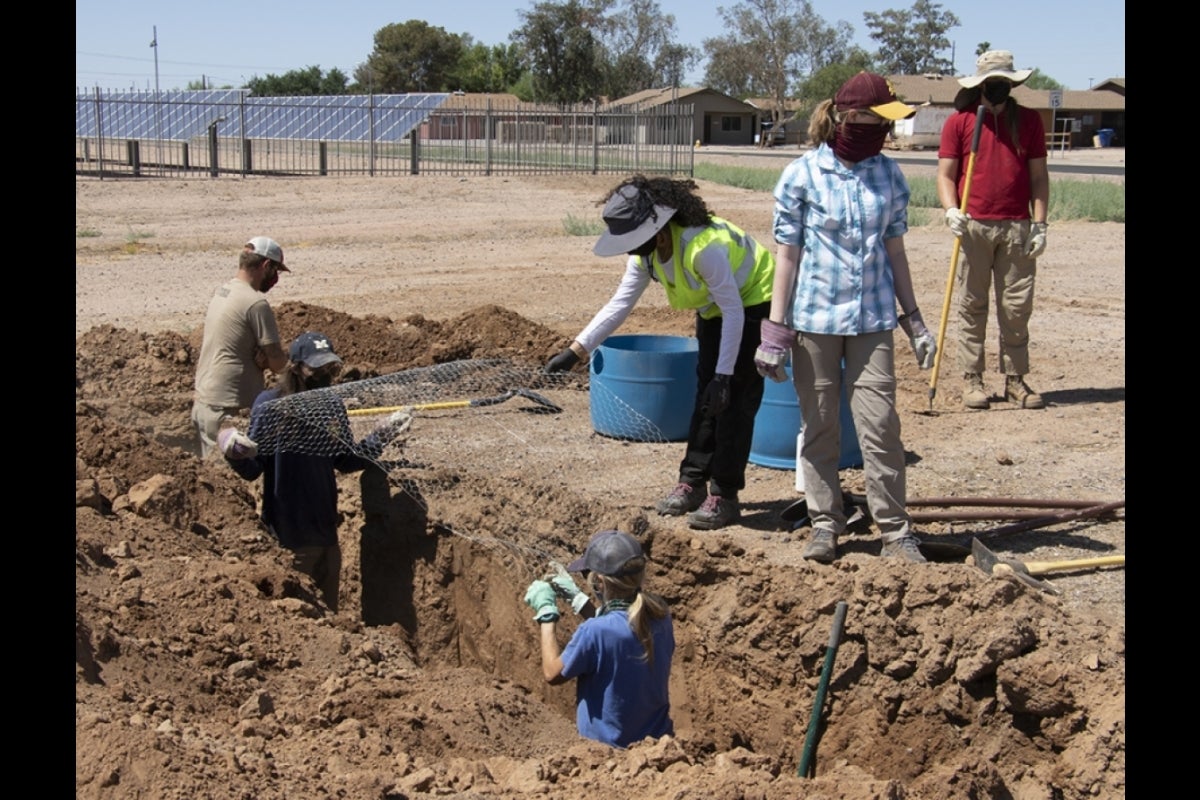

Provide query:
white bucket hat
left=958, top=50, right=1033, bottom=89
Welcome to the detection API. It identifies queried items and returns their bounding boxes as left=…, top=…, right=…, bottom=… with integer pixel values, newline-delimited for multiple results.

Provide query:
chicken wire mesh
left=238, top=358, right=676, bottom=509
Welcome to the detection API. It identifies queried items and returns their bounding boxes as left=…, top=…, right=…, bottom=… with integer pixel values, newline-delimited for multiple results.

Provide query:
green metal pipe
left=798, top=600, right=848, bottom=778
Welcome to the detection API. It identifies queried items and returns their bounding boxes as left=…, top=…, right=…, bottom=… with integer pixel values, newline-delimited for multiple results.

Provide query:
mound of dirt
left=76, top=173, right=1124, bottom=799
left=76, top=302, right=1124, bottom=800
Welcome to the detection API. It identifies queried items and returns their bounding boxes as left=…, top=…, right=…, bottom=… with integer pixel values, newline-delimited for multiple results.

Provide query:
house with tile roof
left=887, top=74, right=1125, bottom=149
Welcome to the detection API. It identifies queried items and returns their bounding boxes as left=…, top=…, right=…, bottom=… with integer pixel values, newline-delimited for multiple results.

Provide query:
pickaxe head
left=970, top=538, right=1059, bottom=595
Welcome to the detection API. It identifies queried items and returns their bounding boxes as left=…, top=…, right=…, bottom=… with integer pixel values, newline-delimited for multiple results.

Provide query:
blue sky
left=75, top=1, right=1124, bottom=92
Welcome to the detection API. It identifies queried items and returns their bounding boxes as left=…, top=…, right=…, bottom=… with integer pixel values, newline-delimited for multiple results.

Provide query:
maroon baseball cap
left=835, top=72, right=915, bottom=121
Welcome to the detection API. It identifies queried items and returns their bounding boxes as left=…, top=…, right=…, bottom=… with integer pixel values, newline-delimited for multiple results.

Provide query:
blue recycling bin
left=749, top=364, right=863, bottom=471
left=1096, top=128, right=1115, bottom=147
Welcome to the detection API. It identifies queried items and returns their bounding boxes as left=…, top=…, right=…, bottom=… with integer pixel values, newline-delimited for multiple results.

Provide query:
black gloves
left=546, top=347, right=581, bottom=373
left=700, top=374, right=732, bottom=418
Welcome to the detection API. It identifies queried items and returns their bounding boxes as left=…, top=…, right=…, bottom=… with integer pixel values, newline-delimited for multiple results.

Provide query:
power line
left=75, top=49, right=297, bottom=72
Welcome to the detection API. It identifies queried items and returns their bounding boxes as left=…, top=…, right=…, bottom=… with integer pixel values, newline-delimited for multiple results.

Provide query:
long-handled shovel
left=971, top=538, right=1125, bottom=595
left=927, top=105, right=986, bottom=413
left=345, top=387, right=562, bottom=417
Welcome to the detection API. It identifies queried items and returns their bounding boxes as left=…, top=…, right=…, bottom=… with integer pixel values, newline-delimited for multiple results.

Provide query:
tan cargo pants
left=790, top=330, right=912, bottom=540
left=956, top=219, right=1038, bottom=376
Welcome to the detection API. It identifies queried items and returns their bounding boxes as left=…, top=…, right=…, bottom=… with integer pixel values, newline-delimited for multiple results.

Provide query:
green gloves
left=548, top=562, right=590, bottom=614
left=523, top=580, right=560, bottom=623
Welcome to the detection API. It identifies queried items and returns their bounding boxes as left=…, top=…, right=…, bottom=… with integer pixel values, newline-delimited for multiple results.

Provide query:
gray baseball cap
left=593, top=185, right=677, bottom=257
left=568, top=529, right=646, bottom=576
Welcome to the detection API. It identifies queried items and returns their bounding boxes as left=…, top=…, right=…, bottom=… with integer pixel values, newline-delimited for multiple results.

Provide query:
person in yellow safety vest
left=546, top=175, right=775, bottom=530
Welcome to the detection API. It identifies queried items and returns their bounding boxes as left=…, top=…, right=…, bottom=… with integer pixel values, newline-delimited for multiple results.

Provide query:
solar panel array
left=75, top=89, right=450, bottom=142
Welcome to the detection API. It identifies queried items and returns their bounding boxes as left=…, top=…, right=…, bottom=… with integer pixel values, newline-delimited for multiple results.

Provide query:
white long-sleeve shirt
left=575, top=244, right=746, bottom=375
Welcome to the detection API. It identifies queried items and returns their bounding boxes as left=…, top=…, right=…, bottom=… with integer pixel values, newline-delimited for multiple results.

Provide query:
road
left=694, top=144, right=1126, bottom=180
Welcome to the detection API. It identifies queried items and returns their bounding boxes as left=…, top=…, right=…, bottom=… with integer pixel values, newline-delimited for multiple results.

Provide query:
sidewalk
left=694, top=143, right=1125, bottom=172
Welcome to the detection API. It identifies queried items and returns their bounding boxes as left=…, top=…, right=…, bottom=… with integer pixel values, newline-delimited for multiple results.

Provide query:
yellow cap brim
left=871, top=100, right=917, bottom=121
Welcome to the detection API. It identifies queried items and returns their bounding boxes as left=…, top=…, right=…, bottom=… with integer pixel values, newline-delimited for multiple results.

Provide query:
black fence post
left=319, top=142, right=328, bottom=176
left=127, top=140, right=141, bottom=176
left=208, top=124, right=219, bottom=178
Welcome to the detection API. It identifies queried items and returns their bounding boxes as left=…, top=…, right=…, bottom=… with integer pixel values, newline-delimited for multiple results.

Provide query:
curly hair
left=600, top=174, right=713, bottom=227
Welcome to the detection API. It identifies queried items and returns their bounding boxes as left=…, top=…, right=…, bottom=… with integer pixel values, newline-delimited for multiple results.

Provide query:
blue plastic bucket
left=749, top=365, right=863, bottom=470
left=590, top=334, right=699, bottom=442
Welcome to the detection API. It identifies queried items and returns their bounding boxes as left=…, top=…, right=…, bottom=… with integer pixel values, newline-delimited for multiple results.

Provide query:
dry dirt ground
left=76, top=159, right=1125, bottom=800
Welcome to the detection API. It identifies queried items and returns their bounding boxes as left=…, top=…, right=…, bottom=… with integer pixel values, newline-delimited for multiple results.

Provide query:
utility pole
left=151, top=26, right=162, bottom=170
left=151, top=26, right=160, bottom=95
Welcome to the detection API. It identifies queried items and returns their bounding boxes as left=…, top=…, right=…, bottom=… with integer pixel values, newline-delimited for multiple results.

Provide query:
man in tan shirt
left=191, top=236, right=290, bottom=457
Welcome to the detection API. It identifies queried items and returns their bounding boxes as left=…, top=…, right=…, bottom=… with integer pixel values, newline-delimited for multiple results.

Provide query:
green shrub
left=695, top=164, right=1125, bottom=223
left=562, top=213, right=606, bottom=236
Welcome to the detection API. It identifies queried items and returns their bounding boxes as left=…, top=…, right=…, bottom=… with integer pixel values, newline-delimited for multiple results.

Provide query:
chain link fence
left=75, top=89, right=696, bottom=179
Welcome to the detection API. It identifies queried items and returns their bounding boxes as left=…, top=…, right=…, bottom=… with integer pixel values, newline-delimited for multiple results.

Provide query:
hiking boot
left=801, top=528, right=838, bottom=563
left=880, top=535, right=927, bottom=564
left=687, top=494, right=740, bottom=530
left=656, top=483, right=706, bottom=516
left=963, top=372, right=989, bottom=410
left=1005, top=375, right=1045, bottom=409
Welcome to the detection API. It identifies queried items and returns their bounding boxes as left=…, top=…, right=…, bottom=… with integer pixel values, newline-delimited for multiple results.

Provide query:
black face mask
left=983, top=81, right=1012, bottom=105
left=629, top=237, right=656, bottom=258
left=305, top=373, right=334, bottom=390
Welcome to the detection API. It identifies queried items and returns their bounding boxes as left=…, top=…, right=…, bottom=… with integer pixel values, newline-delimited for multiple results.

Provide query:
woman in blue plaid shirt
left=755, top=72, right=936, bottom=566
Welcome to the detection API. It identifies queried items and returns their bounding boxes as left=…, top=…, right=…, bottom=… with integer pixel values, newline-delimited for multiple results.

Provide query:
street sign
left=1049, top=90, right=1063, bottom=109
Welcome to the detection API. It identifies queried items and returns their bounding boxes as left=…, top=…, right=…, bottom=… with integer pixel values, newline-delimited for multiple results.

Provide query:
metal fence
left=75, top=89, right=697, bottom=179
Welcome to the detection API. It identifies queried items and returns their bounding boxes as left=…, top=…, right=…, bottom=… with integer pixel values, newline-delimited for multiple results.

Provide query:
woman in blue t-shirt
left=523, top=530, right=674, bottom=748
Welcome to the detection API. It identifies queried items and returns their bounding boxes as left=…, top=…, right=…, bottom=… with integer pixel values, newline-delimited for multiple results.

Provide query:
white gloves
left=897, top=309, right=937, bottom=370
left=218, top=427, right=258, bottom=460
left=944, top=208, right=969, bottom=237
left=1024, top=222, right=1048, bottom=258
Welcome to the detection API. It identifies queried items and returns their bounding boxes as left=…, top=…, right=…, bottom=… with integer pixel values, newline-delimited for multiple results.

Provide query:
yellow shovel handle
left=1023, top=555, right=1125, bottom=576
left=346, top=400, right=470, bottom=417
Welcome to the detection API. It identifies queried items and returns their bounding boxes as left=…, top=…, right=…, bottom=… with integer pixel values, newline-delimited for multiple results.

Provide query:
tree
left=355, top=20, right=465, bottom=93
left=511, top=0, right=606, bottom=103
left=794, top=49, right=875, bottom=117
left=596, top=0, right=698, bottom=98
left=186, top=78, right=233, bottom=90
left=1023, top=69, right=1063, bottom=90
left=246, top=66, right=349, bottom=96
left=703, top=37, right=761, bottom=98
left=451, top=41, right=526, bottom=93
left=863, top=0, right=959, bottom=75
left=702, top=0, right=852, bottom=125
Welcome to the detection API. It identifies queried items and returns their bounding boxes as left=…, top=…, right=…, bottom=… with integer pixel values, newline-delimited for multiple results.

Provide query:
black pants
left=676, top=301, right=769, bottom=497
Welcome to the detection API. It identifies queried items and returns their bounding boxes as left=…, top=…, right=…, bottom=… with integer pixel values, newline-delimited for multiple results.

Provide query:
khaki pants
left=956, top=219, right=1038, bottom=376
left=191, top=401, right=239, bottom=459
left=791, top=330, right=911, bottom=540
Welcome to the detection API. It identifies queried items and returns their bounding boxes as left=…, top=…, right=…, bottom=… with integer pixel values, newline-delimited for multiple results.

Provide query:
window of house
left=721, top=117, right=742, bottom=132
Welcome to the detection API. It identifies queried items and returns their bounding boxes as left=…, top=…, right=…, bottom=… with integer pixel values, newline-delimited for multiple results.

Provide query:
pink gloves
left=754, top=319, right=795, bottom=382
